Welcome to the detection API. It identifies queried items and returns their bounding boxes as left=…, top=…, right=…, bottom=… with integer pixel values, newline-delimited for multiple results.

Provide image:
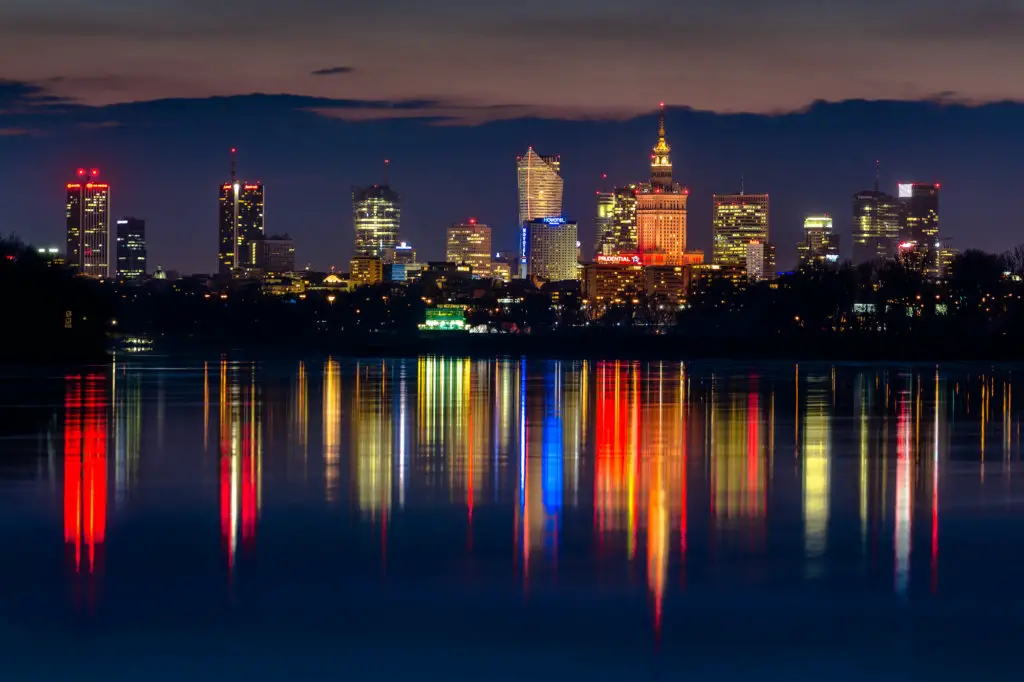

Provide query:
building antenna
left=740, top=174, right=745, bottom=196
left=383, top=159, right=390, bottom=186
left=231, top=147, right=237, bottom=184
left=874, top=159, right=880, bottom=192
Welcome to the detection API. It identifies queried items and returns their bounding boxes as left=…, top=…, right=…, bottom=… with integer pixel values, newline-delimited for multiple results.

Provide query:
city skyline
left=5, top=99, right=1021, bottom=273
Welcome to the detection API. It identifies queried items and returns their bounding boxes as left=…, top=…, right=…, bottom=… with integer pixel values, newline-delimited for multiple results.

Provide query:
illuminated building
left=114, top=217, right=146, bottom=281
left=798, top=215, right=840, bottom=266
left=644, top=265, right=690, bottom=304
left=595, top=191, right=616, bottom=256
left=517, top=147, right=563, bottom=228
left=350, top=256, right=383, bottom=285
left=583, top=262, right=646, bottom=311
left=852, top=188, right=900, bottom=263
left=636, top=106, right=688, bottom=265
left=523, top=217, right=578, bottom=282
left=712, top=192, right=769, bottom=271
left=446, top=219, right=492, bottom=277
left=218, top=152, right=265, bottom=276
left=899, top=182, right=940, bottom=275
left=353, top=169, right=401, bottom=259
left=255, top=234, right=296, bottom=273
left=66, top=168, right=111, bottom=277
left=746, top=241, right=765, bottom=282
left=419, top=305, right=467, bottom=331
left=394, top=241, right=417, bottom=264
left=938, top=245, right=959, bottom=279
left=489, top=260, right=511, bottom=282
left=64, top=373, right=108, bottom=608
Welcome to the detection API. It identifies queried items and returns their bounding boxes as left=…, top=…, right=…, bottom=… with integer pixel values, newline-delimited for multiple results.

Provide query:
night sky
left=1, top=0, right=1022, bottom=273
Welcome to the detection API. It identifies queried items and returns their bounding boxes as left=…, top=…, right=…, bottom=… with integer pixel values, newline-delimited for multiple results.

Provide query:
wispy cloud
left=310, top=66, right=355, bottom=77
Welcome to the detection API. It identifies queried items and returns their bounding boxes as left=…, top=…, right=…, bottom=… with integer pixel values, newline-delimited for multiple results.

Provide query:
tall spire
left=650, top=102, right=673, bottom=187
left=383, top=158, right=390, bottom=186
left=874, top=159, right=880, bottom=193
left=230, top=147, right=237, bottom=184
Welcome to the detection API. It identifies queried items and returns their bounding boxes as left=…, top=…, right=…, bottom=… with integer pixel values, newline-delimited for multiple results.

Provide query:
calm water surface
left=1, top=356, right=1023, bottom=680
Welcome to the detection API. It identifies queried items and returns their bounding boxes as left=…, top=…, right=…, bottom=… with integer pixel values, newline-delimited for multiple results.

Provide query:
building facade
left=350, top=256, right=383, bottom=286
left=712, top=193, right=769, bottom=270
left=517, top=148, right=563, bottom=228
left=446, top=220, right=492, bottom=277
left=353, top=184, right=401, bottom=259
left=218, top=181, right=265, bottom=275
left=66, top=169, right=111, bottom=277
left=115, top=217, right=146, bottom=281
left=852, top=189, right=900, bottom=263
left=798, top=215, right=840, bottom=265
left=523, top=217, right=578, bottom=282
left=394, top=242, right=417, bottom=264
left=256, top=234, right=296, bottom=273
left=636, top=107, right=688, bottom=265
left=899, top=182, right=940, bottom=275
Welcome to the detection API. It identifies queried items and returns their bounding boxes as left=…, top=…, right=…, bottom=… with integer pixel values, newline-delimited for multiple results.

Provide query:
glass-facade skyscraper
left=595, top=185, right=639, bottom=257
left=115, top=217, right=146, bottom=281
left=852, top=189, right=900, bottom=263
left=446, top=220, right=492, bottom=277
left=66, top=168, right=111, bottom=277
left=798, top=215, right=840, bottom=265
left=218, top=181, right=265, bottom=275
left=517, top=148, right=563, bottom=228
left=523, top=217, right=578, bottom=282
left=353, top=183, right=401, bottom=259
left=712, top=193, right=769, bottom=270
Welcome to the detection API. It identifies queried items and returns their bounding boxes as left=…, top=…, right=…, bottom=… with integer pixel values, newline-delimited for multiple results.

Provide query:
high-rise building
left=217, top=152, right=265, bottom=275
left=523, top=217, right=578, bottom=282
left=394, top=242, right=417, bottom=264
left=712, top=192, right=769, bottom=270
left=446, top=219, right=492, bottom=277
left=636, top=106, right=688, bottom=266
left=353, top=168, right=401, bottom=260
left=746, top=241, right=766, bottom=282
left=66, top=168, right=111, bottom=277
left=115, top=217, right=146, bottom=281
left=517, top=148, right=563, bottom=228
left=798, top=215, right=840, bottom=266
left=899, top=182, right=940, bottom=275
left=595, top=185, right=639, bottom=257
left=852, top=175, right=901, bottom=264
left=255, top=234, right=296, bottom=273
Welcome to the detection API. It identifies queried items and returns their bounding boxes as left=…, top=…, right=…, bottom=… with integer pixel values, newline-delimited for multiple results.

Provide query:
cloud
left=310, top=66, right=355, bottom=77
left=0, top=127, right=36, bottom=136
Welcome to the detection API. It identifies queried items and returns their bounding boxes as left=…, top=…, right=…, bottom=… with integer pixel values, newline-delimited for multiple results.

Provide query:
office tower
left=899, top=182, right=940, bottom=274
left=523, top=217, right=578, bottom=282
left=746, top=241, right=765, bottom=282
left=517, top=147, right=563, bottom=228
left=712, top=192, right=769, bottom=270
left=595, top=185, right=639, bottom=257
left=798, top=215, right=840, bottom=265
left=852, top=166, right=901, bottom=263
left=66, top=168, right=111, bottom=277
left=636, top=105, right=688, bottom=265
left=218, top=150, right=265, bottom=275
left=446, top=219, right=492, bottom=277
left=115, top=217, right=146, bottom=281
left=394, top=242, right=417, bottom=264
left=353, top=163, right=401, bottom=260
left=595, top=191, right=615, bottom=256
left=255, top=234, right=296, bottom=273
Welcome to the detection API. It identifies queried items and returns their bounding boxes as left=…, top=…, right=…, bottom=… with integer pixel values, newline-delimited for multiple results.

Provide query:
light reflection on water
left=3, top=357, right=1024, bottom=677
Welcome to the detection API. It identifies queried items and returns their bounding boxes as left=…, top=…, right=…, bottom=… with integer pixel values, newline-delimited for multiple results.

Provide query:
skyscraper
left=798, top=215, right=840, bottom=265
left=255, top=234, right=296, bottom=273
left=66, top=168, right=111, bottom=277
left=115, top=217, right=146, bottom=281
left=712, top=192, right=769, bottom=270
left=899, top=182, right=940, bottom=275
left=523, top=217, right=578, bottom=282
left=851, top=190, right=901, bottom=263
left=217, top=150, right=264, bottom=275
left=595, top=185, right=639, bottom=257
left=353, top=163, right=401, bottom=260
left=446, top=219, right=492, bottom=277
left=517, top=148, right=563, bottom=228
left=636, top=105, right=688, bottom=266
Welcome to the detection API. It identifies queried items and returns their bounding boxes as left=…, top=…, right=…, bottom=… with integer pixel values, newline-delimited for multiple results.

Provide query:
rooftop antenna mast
left=231, top=147, right=239, bottom=273
left=383, top=159, right=390, bottom=186
left=740, top=174, right=745, bottom=196
left=874, top=159, right=880, bottom=192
